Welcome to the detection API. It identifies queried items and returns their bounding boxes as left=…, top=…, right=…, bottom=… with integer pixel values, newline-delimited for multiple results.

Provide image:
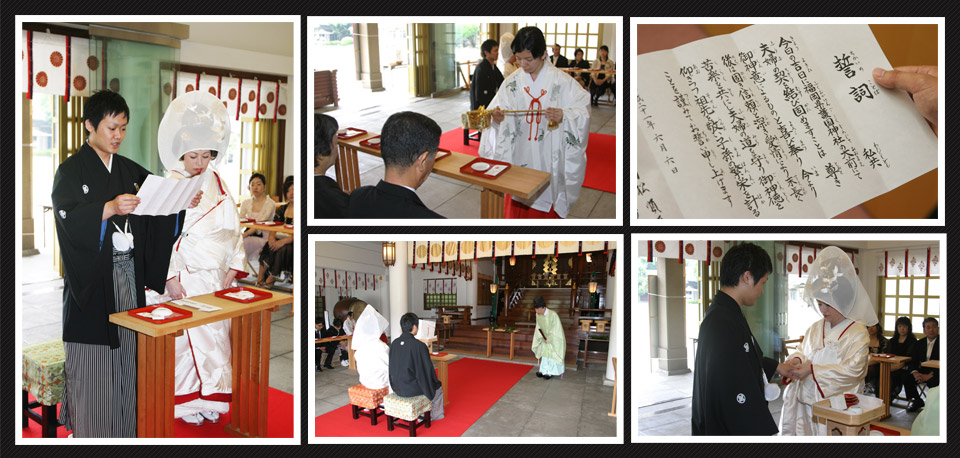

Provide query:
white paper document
left=636, top=24, right=937, bottom=219
left=171, top=298, right=221, bottom=312
left=132, top=173, right=205, bottom=216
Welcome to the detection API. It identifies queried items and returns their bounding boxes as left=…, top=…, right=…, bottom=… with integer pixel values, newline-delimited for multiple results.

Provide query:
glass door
left=90, top=35, right=179, bottom=174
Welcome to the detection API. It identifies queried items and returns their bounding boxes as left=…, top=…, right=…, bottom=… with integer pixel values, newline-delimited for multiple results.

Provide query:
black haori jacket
left=52, top=143, right=184, bottom=348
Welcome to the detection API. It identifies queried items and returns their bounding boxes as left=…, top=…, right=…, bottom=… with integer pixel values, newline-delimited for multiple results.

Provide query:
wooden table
left=430, top=352, right=456, bottom=407
left=109, top=287, right=292, bottom=438
left=921, top=360, right=939, bottom=369
left=483, top=327, right=519, bottom=360
left=315, top=335, right=356, bottom=370
left=240, top=222, right=294, bottom=235
left=336, top=133, right=550, bottom=218
left=870, top=355, right=911, bottom=420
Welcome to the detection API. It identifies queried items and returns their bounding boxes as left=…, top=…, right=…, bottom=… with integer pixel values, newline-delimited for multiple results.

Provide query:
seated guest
left=389, top=313, right=444, bottom=420
left=315, top=113, right=348, bottom=218
left=864, top=322, right=888, bottom=395
left=257, top=177, right=294, bottom=288
left=315, top=322, right=325, bottom=372
left=589, top=45, right=615, bottom=106
left=470, top=39, right=504, bottom=111
left=569, top=48, right=591, bottom=87
left=347, top=112, right=444, bottom=219
left=321, top=318, right=349, bottom=370
left=549, top=43, right=568, bottom=67
left=904, top=317, right=939, bottom=412
left=239, top=173, right=277, bottom=264
left=886, top=316, right=917, bottom=398
left=352, top=305, right=391, bottom=391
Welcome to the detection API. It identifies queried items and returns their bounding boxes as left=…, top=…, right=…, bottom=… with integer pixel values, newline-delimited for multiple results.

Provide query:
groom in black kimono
left=52, top=90, right=199, bottom=437
left=389, top=312, right=444, bottom=420
left=691, top=243, right=797, bottom=435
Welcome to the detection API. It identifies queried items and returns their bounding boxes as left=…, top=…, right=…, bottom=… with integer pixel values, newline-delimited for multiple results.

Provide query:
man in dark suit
left=320, top=318, right=349, bottom=369
left=347, top=111, right=444, bottom=218
left=904, top=317, right=939, bottom=412
left=549, top=44, right=568, bottom=68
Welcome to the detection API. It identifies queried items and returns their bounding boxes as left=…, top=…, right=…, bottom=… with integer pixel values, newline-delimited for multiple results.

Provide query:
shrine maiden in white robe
left=478, top=62, right=590, bottom=217
left=147, top=169, right=245, bottom=418
left=779, top=318, right=870, bottom=435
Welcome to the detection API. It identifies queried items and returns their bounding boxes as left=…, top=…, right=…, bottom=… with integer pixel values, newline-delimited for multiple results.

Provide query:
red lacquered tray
left=127, top=304, right=193, bottom=324
left=337, top=128, right=367, bottom=140
left=460, top=157, right=511, bottom=179
left=430, top=352, right=449, bottom=357
left=434, top=149, right=451, bottom=161
left=256, top=221, right=282, bottom=226
left=240, top=218, right=255, bottom=223
left=214, top=286, right=273, bottom=303
left=359, top=135, right=382, bottom=149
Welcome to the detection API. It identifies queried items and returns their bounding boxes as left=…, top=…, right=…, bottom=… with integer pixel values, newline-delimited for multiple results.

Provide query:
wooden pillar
left=22, top=94, right=38, bottom=255
left=357, top=24, right=384, bottom=92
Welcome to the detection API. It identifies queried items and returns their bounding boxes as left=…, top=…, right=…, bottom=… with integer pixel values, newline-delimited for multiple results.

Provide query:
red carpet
left=315, top=357, right=531, bottom=437
left=438, top=129, right=617, bottom=193
left=22, top=388, right=294, bottom=438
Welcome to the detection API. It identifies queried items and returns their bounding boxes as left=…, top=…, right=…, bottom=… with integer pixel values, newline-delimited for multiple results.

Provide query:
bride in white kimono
left=779, top=246, right=875, bottom=435
left=351, top=305, right=391, bottom=391
left=479, top=26, right=590, bottom=219
left=147, top=91, right=245, bottom=426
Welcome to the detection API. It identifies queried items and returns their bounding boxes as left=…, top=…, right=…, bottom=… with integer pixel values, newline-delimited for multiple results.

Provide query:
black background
left=1, top=3, right=954, bottom=453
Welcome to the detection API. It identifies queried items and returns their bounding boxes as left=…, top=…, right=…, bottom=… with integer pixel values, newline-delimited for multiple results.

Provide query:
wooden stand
left=431, top=352, right=456, bottom=407
left=338, top=132, right=549, bottom=219
left=608, top=357, right=617, bottom=417
left=870, top=355, right=911, bottom=420
left=110, top=287, right=291, bottom=438
left=483, top=327, right=518, bottom=360
left=812, top=398, right=884, bottom=436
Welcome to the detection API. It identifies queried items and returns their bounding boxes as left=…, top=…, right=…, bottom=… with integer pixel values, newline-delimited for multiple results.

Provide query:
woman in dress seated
left=257, top=176, right=294, bottom=288
left=885, top=316, right=917, bottom=398
left=239, top=173, right=277, bottom=265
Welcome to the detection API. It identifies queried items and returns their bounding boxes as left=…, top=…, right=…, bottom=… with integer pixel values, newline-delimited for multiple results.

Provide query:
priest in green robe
left=532, top=296, right=566, bottom=379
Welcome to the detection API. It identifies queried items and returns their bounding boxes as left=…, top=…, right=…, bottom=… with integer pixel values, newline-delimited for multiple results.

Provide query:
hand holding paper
left=873, top=65, right=938, bottom=135
left=132, top=173, right=205, bottom=216
left=110, top=194, right=141, bottom=216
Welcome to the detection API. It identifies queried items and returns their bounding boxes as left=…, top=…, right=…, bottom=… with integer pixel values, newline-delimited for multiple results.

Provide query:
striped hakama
left=58, top=247, right=138, bottom=437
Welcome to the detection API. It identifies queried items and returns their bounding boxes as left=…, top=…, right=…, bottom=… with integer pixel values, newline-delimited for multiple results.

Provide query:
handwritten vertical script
left=636, top=25, right=936, bottom=219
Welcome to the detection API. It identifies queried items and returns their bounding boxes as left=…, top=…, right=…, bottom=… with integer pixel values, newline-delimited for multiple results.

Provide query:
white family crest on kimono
left=478, top=62, right=590, bottom=217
